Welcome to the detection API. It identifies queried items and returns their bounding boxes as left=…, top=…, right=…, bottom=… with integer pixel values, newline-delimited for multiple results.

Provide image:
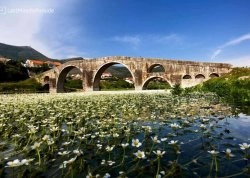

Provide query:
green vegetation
left=100, top=78, right=134, bottom=90
left=193, top=67, right=250, bottom=114
left=147, top=80, right=171, bottom=90
left=0, top=60, right=29, bottom=82
left=0, top=78, right=47, bottom=93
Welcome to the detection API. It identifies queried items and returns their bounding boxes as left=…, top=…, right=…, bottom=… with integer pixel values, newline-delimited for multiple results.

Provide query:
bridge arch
left=183, top=74, right=192, bottom=79
left=92, top=62, right=135, bottom=91
left=209, top=73, right=219, bottom=78
left=195, top=74, right=205, bottom=79
left=142, top=76, right=171, bottom=90
left=148, top=64, right=165, bottom=73
left=57, top=65, right=82, bottom=93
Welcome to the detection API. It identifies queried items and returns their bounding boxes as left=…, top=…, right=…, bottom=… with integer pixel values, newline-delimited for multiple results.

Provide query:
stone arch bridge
left=37, top=56, right=232, bottom=93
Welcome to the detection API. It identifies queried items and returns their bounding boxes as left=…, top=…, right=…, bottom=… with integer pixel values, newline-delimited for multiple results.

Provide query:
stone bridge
left=37, top=56, right=232, bottom=93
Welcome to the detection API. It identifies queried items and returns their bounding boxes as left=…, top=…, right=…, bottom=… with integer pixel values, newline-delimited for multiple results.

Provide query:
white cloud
left=0, top=0, right=84, bottom=59
left=112, top=33, right=183, bottom=48
left=211, top=32, right=250, bottom=60
left=211, top=49, right=222, bottom=60
left=113, top=35, right=141, bottom=47
left=223, top=33, right=250, bottom=47
left=152, top=34, right=183, bottom=44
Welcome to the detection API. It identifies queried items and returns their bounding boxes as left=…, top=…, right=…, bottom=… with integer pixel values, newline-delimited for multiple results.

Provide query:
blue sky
left=0, top=0, right=250, bottom=66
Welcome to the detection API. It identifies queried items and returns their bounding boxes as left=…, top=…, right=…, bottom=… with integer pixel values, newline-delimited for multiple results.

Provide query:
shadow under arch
left=92, top=62, right=135, bottom=91
left=209, top=73, right=219, bottom=78
left=195, top=74, right=205, bottom=79
left=57, top=65, right=82, bottom=93
left=183, top=74, right=192, bottom=79
left=142, top=76, right=171, bottom=90
left=148, top=64, right=165, bottom=73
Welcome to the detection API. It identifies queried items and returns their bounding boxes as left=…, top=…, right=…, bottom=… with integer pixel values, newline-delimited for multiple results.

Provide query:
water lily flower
left=132, top=139, right=142, bottom=147
left=151, top=136, right=161, bottom=143
left=224, top=148, right=235, bottom=158
left=106, top=145, right=115, bottom=152
left=6, top=159, right=22, bottom=167
left=153, top=150, right=166, bottom=157
left=170, top=123, right=182, bottom=129
left=73, top=149, right=83, bottom=156
left=168, top=140, right=178, bottom=145
left=160, top=137, right=168, bottom=142
left=103, top=173, right=111, bottom=178
left=239, top=143, right=250, bottom=150
left=58, top=151, right=70, bottom=156
left=31, top=142, right=41, bottom=150
left=208, top=150, right=219, bottom=155
left=121, top=143, right=129, bottom=148
left=134, top=150, right=146, bottom=159
left=200, top=124, right=206, bottom=129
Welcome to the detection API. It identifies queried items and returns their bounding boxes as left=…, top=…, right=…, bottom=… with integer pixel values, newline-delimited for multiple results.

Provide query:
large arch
left=57, top=65, right=82, bottom=93
left=142, top=76, right=171, bottom=90
left=148, top=64, right=165, bottom=73
left=209, top=73, right=219, bottom=78
left=92, top=62, right=135, bottom=91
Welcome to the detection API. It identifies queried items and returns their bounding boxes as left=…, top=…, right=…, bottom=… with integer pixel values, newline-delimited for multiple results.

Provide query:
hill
left=0, top=42, right=50, bottom=61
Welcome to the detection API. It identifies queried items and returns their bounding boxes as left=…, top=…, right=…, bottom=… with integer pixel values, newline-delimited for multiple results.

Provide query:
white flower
left=107, top=160, right=115, bottom=166
left=151, top=136, right=161, bottom=143
left=113, top=133, right=119, bottom=138
left=73, top=149, right=83, bottom=156
left=170, top=123, right=182, bottom=129
left=134, top=150, right=146, bottom=159
left=97, top=144, right=102, bottom=149
left=58, top=151, right=70, bottom=156
left=20, top=158, right=34, bottom=165
left=6, top=159, right=22, bottom=167
left=225, top=148, right=235, bottom=158
left=208, top=150, right=219, bottom=155
left=239, top=143, right=250, bottom=150
left=42, top=135, right=50, bottom=141
left=132, top=139, right=142, bottom=147
left=121, top=143, right=129, bottom=148
left=153, top=150, right=166, bottom=157
left=31, top=142, right=41, bottom=150
left=200, top=124, right=206, bottom=129
left=168, top=140, right=178, bottom=145
left=103, top=173, right=111, bottom=178
left=106, top=145, right=115, bottom=152
left=160, top=137, right=168, bottom=142
left=60, top=157, right=77, bottom=168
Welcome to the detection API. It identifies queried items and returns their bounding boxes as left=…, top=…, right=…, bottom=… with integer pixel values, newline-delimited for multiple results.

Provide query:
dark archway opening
left=93, top=63, right=134, bottom=91
left=57, top=66, right=83, bottom=93
left=209, top=73, right=219, bottom=78
left=142, top=77, right=171, bottom=90
left=148, top=64, right=165, bottom=73
left=42, top=76, right=50, bottom=92
left=195, top=74, right=205, bottom=79
left=183, top=75, right=192, bottom=79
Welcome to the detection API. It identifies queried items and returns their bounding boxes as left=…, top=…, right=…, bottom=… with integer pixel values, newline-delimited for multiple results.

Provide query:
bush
left=171, top=84, right=183, bottom=95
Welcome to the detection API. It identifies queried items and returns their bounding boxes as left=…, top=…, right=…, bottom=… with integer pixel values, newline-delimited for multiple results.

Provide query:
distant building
left=0, top=57, right=11, bottom=64
left=101, top=72, right=112, bottom=79
left=25, top=59, right=61, bottom=68
left=124, top=77, right=134, bottom=84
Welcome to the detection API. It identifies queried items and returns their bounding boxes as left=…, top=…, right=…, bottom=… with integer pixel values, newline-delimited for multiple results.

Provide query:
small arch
left=209, top=73, right=219, bottom=78
left=142, top=77, right=171, bottom=90
left=93, top=62, right=135, bottom=91
left=195, top=74, right=205, bottom=79
left=44, top=76, right=50, bottom=84
left=148, top=64, right=165, bottom=73
left=57, top=66, right=82, bottom=93
left=183, top=74, right=192, bottom=79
